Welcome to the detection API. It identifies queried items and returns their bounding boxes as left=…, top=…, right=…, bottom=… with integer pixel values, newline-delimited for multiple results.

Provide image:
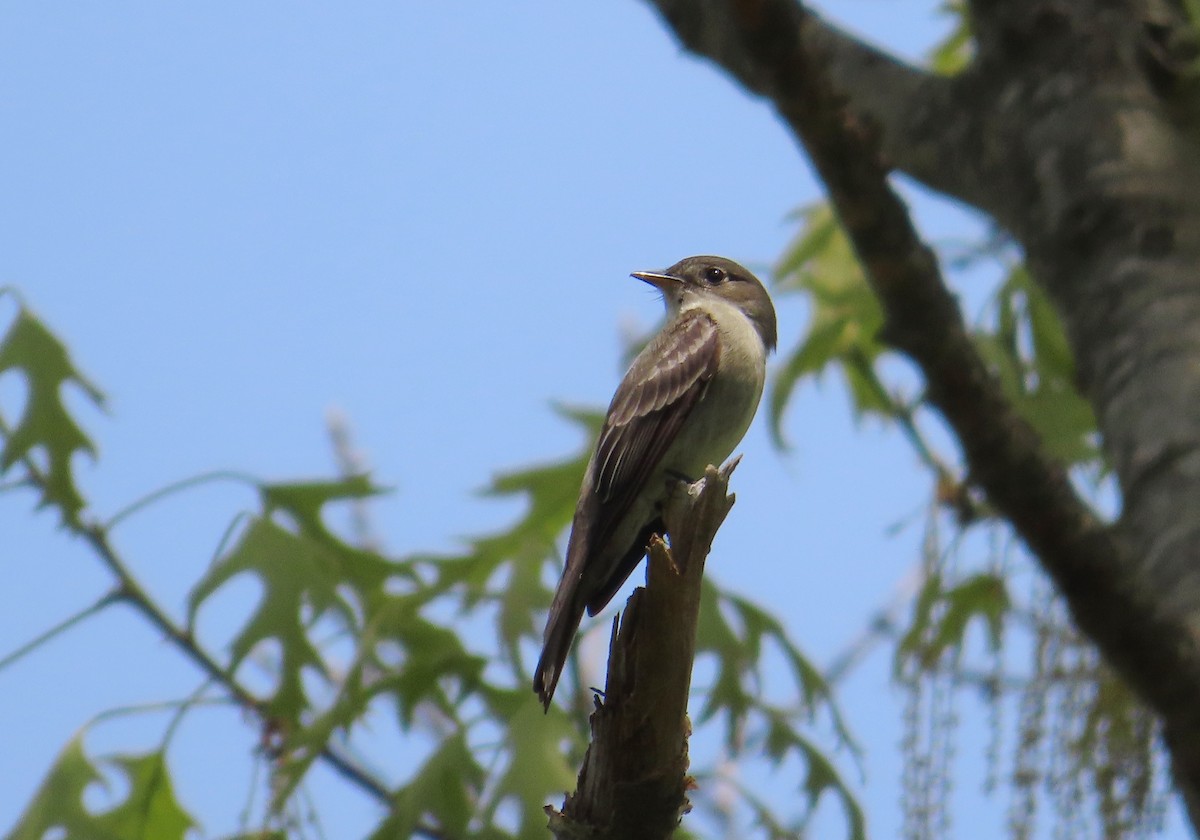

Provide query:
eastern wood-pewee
left=534, top=255, right=777, bottom=709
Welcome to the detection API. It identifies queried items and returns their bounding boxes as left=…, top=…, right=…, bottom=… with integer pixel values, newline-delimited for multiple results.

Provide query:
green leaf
left=7, top=739, right=194, bottom=840
left=935, top=574, right=1009, bottom=654
left=260, top=474, right=390, bottom=556
left=260, top=474, right=401, bottom=607
left=972, top=333, right=1024, bottom=400
left=489, top=690, right=578, bottom=835
left=771, top=204, right=888, bottom=446
left=763, top=712, right=866, bottom=840
left=184, top=478, right=421, bottom=809
left=897, top=572, right=1009, bottom=672
left=476, top=420, right=592, bottom=567
left=774, top=208, right=839, bottom=284
left=768, top=316, right=851, bottom=447
left=187, top=517, right=360, bottom=719
left=0, top=305, right=105, bottom=524
left=265, top=587, right=487, bottom=809
left=93, top=752, right=195, bottom=840
left=1016, top=384, right=1099, bottom=464
left=187, top=476, right=398, bottom=723
left=723, top=592, right=855, bottom=746
left=497, top=545, right=550, bottom=656
left=7, top=737, right=106, bottom=840
left=695, top=580, right=753, bottom=741
left=1023, top=273, right=1075, bottom=380
left=369, top=594, right=487, bottom=727
left=975, top=265, right=1100, bottom=465
left=927, top=1, right=972, bottom=75
left=695, top=581, right=857, bottom=757
left=896, top=570, right=944, bottom=674
left=371, top=732, right=486, bottom=840
left=842, top=352, right=895, bottom=418
left=431, top=406, right=596, bottom=617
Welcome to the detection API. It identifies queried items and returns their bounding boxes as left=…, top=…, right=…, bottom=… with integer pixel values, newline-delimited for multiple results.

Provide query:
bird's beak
left=631, top=270, right=681, bottom=292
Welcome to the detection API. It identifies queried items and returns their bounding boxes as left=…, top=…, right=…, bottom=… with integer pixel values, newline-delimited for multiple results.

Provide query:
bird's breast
left=663, top=299, right=767, bottom=478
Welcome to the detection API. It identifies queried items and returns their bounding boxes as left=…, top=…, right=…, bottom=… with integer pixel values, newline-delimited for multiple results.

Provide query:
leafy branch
left=0, top=304, right=418, bottom=836
left=2, top=299, right=860, bottom=839
left=0, top=421, right=397, bottom=801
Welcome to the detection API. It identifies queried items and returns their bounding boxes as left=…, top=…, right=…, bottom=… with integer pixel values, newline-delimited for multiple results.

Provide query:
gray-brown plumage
left=534, top=256, right=777, bottom=709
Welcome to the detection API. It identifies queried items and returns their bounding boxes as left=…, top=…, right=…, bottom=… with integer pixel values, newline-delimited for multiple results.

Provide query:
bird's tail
left=533, top=593, right=585, bottom=710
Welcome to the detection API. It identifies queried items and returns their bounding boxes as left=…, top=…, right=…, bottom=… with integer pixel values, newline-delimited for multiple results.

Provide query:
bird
left=533, top=255, right=777, bottom=709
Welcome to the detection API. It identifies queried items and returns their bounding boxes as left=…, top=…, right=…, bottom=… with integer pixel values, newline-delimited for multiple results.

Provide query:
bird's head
left=632, top=255, right=777, bottom=352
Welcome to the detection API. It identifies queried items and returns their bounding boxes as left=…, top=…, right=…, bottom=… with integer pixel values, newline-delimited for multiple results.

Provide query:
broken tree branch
left=547, top=460, right=740, bottom=840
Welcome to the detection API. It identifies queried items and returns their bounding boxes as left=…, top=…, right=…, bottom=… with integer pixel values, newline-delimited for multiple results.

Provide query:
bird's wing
left=590, top=309, right=721, bottom=544
left=533, top=310, right=720, bottom=708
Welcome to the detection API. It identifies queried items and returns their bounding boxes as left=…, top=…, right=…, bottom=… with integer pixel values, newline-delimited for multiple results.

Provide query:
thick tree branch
left=547, top=461, right=739, bottom=840
left=646, top=0, right=997, bottom=213
left=647, top=0, right=1200, bottom=830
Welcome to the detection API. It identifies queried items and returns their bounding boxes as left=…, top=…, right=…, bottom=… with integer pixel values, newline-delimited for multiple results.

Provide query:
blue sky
left=0, top=3, right=1184, bottom=839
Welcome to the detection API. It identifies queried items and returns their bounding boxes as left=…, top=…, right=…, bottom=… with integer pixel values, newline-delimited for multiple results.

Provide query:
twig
left=0, top=589, right=122, bottom=673
left=105, top=470, right=258, bottom=530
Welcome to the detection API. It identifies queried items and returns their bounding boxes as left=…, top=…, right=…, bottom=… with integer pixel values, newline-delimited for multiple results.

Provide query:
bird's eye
left=703, top=266, right=726, bottom=285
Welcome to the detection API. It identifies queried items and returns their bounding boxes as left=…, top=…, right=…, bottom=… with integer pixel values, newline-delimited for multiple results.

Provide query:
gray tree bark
left=642, top=0, right=1200, bottom=831
left=548, top=462, right=739, bottom=840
